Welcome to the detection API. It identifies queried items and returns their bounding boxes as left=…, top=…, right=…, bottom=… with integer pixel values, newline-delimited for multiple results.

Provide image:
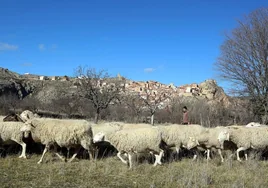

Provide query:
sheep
left=245, top=122, right=267, bottom=127
left=22, top=118, right=94, bottom=164
left=91, top=122, right=124, bottom=158
left=186, top=126, right=236, bottom=162
left=0, top=121, right=30, bottom=158
left=93, top=127, right=164, bottom=169
left=218, top=126, right=268, bottom=161
left=156, top=124, right=206, bottom=160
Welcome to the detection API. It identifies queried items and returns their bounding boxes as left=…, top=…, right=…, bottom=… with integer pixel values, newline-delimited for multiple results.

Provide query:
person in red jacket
left=182, top=106, right=190, bottom=125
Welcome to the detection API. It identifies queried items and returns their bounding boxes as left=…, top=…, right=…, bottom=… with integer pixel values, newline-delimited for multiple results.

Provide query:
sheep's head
left=217, top=130, right=229, bottom=149
left=186, top=137, right=199, bottom=150
left=20, top=110, right=35, bottom=123
left=93, top=132, right=105, bottom=143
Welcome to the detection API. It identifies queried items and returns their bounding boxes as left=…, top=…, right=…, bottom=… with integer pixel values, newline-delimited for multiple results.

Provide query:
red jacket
left=183, top=111, right=189, bottom=124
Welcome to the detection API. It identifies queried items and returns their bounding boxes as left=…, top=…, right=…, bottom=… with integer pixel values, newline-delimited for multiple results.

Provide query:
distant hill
left=0, top=67, right=235, bottom=117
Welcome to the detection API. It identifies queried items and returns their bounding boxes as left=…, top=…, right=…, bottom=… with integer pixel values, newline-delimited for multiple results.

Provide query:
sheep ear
left=196, top=140, right=200, bottom=145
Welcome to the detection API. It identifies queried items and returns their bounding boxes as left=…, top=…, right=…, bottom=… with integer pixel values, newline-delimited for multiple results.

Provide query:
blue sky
left=1, top=0, right=268, bottom=92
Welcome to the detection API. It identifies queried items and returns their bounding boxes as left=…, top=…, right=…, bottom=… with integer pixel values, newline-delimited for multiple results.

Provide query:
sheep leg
left=55, top=153, right=67, bottom=162
left=154, top=150, right=164, bottom=166
left=128, top=152, right=134, bottom=169
left=207, top=149, right=211, bottom=160
left=117, top=151, right=128, bottom=164
left=245, top=152, right=248, bottom=161
left=67, top=148, right=70, bottom=159
left=218, top=149, right=224, bottom=163
left=175, top=147, right=180, bottom=159
left=52, top=145, right=66, bottom=162
left=237, top=147, right=247, bottom=162
left=81, top=140, right=94, bottom=160
left=88, top=146, right=94, bottom=160
left=13, top=140, right=27, bottom=159
left=38, top=145, right=49, bottom=164
left=192, top=150, right=197, bottom=161
left=68, top=147, right=81, bottom=163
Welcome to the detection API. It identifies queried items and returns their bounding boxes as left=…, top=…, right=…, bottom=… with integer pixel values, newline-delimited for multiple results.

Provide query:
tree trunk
left=151, top=113, right=155, bottom=125
left=94, top=111, right=100, bottom=124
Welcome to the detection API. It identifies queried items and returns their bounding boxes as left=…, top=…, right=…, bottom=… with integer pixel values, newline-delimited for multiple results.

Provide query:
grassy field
left=1, top=153, right=268, bottom=188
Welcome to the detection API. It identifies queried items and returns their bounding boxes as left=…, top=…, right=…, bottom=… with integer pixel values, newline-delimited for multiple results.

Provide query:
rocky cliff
left=0, top=68, right=35, bottom=99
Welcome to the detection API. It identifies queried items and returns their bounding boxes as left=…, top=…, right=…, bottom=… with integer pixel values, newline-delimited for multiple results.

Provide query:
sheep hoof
left=37, top=161, right=42, bottom=164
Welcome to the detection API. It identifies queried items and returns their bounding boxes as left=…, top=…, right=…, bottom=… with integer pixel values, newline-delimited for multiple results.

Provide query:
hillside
left=0, top=67, right=232, bottom=104
left=0, top=67, right=229, bottom=101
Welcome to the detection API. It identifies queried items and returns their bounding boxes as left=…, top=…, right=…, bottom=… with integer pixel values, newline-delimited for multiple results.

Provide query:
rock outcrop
left=199, top=79, right=230, bottom=107
left=0, top=68, right=34, bottom=99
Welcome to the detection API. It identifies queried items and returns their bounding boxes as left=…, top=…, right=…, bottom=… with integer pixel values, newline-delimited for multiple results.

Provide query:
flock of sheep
left=0, top=110, right=267, bottom=169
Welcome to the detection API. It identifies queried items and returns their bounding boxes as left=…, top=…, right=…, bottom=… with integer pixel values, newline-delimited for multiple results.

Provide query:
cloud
left=38, top=44, right=45, bottom=51
left=144, top=68, right=155, bottom=73
left=0, top=42, right=18, bottom=51
left=21, top=63, right=32, bottom=67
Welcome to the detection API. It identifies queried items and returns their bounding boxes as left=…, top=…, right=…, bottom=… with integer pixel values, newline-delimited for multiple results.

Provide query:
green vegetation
left=1, top=154, right=268, bottom=188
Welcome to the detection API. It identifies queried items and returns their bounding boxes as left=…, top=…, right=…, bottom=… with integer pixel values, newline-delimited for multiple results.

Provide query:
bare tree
left=51, top=96, right=81, bottom=118
left=141, top=89, right=168, bottom=125
left=215, top=8, right=268, bottom=122
left=75, top=66, right=125, bottom=123
left=123, top=94, right=145, bottom=123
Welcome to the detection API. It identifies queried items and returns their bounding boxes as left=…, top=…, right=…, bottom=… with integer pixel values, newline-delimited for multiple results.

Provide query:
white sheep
left=245, top=122, right=267, bottom=127
left=186, top=126, right=233, bottom=162
left=22, top=118, right=94, bottom=164
left=157, top=124, right=206, bottom=160
left=93, top=127, right=164, bottom=169
left=218, top=126, right=268, bottom=161
left=0, top=121, right=30, bottom=158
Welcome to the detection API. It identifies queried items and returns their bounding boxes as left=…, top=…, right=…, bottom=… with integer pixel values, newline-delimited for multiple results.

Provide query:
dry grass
left=1, top=153, right=268, bottom=188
